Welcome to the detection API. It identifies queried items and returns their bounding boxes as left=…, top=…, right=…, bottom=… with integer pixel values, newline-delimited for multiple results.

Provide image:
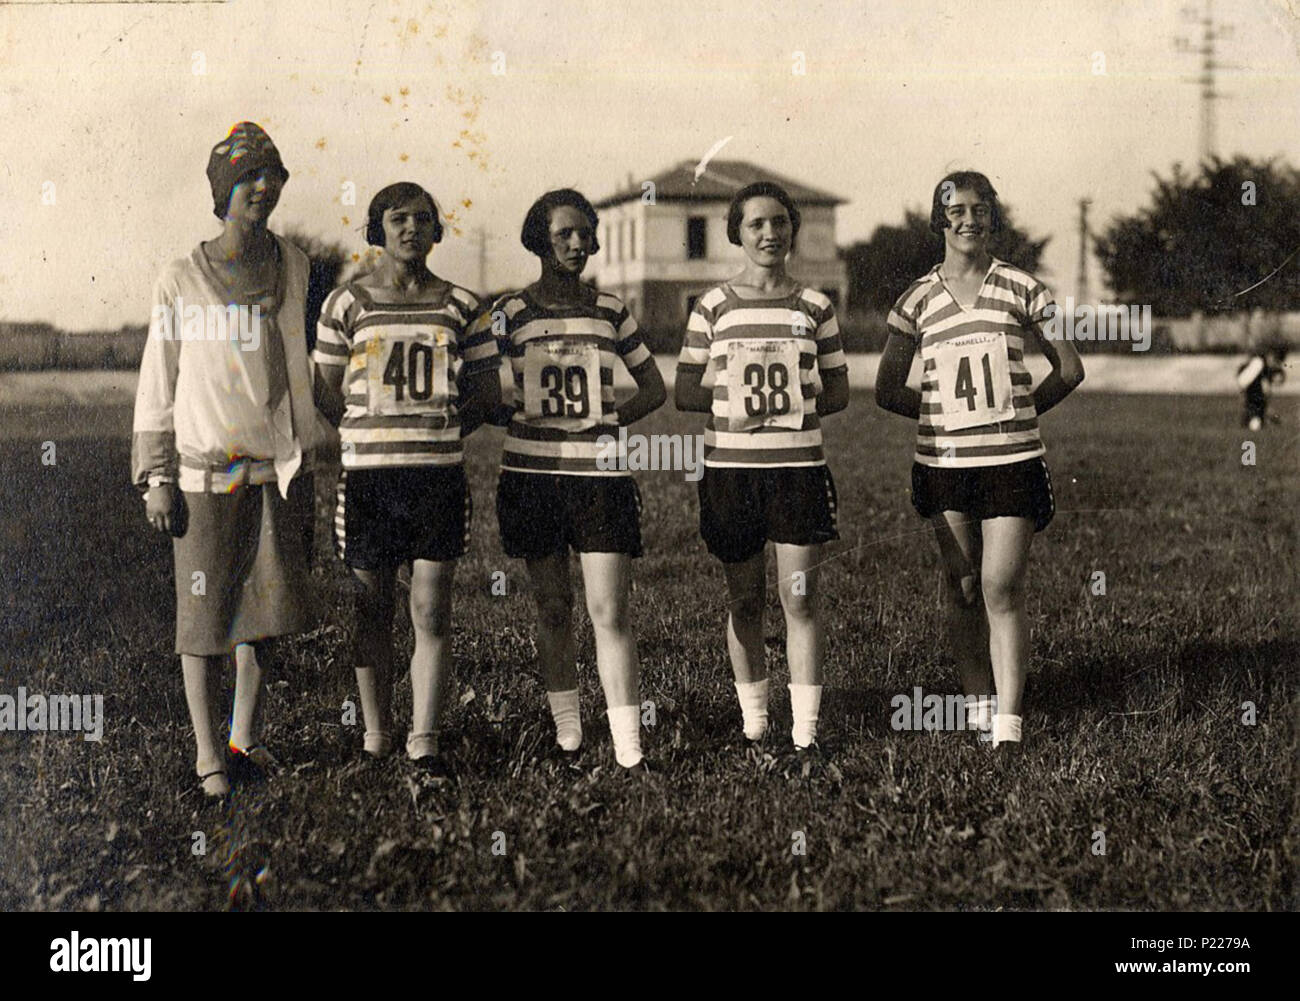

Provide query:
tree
left=1093, top=157, right=1300, bottom=317
left=280, top=229, right=351, bottom=350
left=842, top=204, right=1049, bottom=315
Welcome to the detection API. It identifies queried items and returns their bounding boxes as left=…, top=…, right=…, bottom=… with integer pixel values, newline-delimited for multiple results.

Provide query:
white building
left=590, top=160, right=848, bottom=342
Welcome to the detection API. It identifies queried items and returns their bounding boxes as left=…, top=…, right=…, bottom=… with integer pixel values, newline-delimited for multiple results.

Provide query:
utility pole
left=1176, top=0, right=1234, bottom=164
left=1076, top=198, right=1092, bottom=305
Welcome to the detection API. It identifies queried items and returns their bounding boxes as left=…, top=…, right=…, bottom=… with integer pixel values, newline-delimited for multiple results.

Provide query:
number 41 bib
left=932, top=332, right=1015, bottom=431
left=366, top=329, right=450, bottom=416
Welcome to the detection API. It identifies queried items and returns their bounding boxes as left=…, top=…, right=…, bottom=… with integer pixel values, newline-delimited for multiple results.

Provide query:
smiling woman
left=875, top=169, right=1086, bottom=755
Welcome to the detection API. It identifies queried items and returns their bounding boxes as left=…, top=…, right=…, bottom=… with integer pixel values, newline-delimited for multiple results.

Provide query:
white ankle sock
left=992, top=713, right=1022, bottom=745
left=965, top=697, right=996, bottom=734
left=363, top=730, right=393, bottom=757
left=606, top=704, right=643, bottom=768
left=734, top=678, right=770, bottom=740
left=406, top=731, right=438, bottom=760
left=547, top=689, right=582, bottom=751
left=789, top=683, right=823, bottom=748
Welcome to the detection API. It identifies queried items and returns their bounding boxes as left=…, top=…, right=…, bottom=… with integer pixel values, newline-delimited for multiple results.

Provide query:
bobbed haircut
left=520, top=188, right=601, bottom=258
left=930, top=171, right=1003, bottom=235
left=366, top=182, right=444, bottom=247
left=727, top=182, right=802, bottom=247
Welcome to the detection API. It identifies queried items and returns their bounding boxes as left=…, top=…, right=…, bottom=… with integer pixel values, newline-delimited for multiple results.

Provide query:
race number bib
left=366, top=329, right=451, bottom=416
left=725, top=339, right=803, bottom=432
left=522, top=340, right=603, bottom=428
left=932, top=332, right=1016, bottom=430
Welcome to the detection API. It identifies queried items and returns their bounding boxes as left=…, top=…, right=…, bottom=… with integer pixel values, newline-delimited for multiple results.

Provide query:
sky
left=1, top=0, right=1298, bottom=331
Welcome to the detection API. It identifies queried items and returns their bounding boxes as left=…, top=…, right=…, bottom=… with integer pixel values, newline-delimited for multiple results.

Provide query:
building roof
left=594, top=159, right=846, bottom=209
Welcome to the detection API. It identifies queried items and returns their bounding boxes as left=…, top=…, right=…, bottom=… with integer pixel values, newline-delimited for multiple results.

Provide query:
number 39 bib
left=931, top=332, right=1015, bottom=431
left=522, top=340, right=603, bottom=429
left=724, top=339, right=803, bottom=432
left=366, top=329, right=450, bottom=416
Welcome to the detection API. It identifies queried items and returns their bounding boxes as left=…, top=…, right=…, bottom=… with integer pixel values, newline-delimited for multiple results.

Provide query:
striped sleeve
left=677, top=297, right=713, bottom=368
left=313, top=284, right=355, bottom=367
left=887, top=281, right=926, bottom=340
left=1025, top=276, right=1055, bottom=325
left=808, top=293, right=847, bottom=372
left=609, top=297, right=651, bottom=367
left=454, top=288, right=500, bottom=378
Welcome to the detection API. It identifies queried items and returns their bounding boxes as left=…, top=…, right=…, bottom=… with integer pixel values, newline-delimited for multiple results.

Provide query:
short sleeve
left=677, top=297, right=713, bottom=369
left=813, top=302, right=847, bottom=373
left=1025, top=278, right=1055, bottom=326
left=458, top=291, right=502, bottom=378
left=886, top=291, right=920, bottom=341
left=613, top=301, right=651, bottom=368
left=312, top=285, right=354, bottom=368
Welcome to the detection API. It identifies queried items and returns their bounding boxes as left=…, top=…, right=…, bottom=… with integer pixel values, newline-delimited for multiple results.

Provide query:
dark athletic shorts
left=335, top=465, right=471, bottom=569
left=697, top=464, right=839, bottom=563
left=911, top=457, right=1055, bottom=533
left=496, top=471, right=643, bottom=559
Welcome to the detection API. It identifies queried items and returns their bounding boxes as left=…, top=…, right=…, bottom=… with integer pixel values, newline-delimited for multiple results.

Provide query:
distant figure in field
left=1236, top=345, right=1287, bottom=431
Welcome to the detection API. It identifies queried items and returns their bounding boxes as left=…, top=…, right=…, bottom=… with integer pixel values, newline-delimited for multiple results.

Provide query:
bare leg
left=525, top=552, right=576, bottom=692
left=722, top=551, right=767, bottom=684
left=408, top=558, right=455, bottom=754
left=774, top=543, right=823, bottom=686
left=230, top=642, right=264, bottom=752
left=980, top=517, right=1036, bottom=717
left=181, top=653, right=229, bottom=795
left=578, top=552, right=639, bottom=709
left=352, top=566, right=397, bottom=755
left=930, top=513, right=994, bottom=698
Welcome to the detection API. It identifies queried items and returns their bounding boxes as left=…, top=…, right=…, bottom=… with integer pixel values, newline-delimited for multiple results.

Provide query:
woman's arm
left=674, top=363, right=713, bottom=412
left=1029, top=322, right=1085, bottom=416
left=135, top=275, right=183, bottom=533
left=874, top=332, right=920, bottom=419
left=457, top=368, right=502, bottom=437
left=816, top=367, right=850, bottom=416
left=615, top=355, right=667, bottom=426
left=313, top=362, right=346, bottom=426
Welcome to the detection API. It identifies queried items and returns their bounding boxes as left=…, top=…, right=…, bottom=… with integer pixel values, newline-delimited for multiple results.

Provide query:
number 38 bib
left=931, top=331, right=1016, bottom=431
left=724, top=339, right=803, bottom=432
left=365, top=329, right=451, bottom=416
left=522, top=340, right=603, bottom=429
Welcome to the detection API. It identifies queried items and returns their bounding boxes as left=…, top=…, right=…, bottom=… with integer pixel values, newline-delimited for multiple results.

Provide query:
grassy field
left=0, top=390, right=1295, bottom=911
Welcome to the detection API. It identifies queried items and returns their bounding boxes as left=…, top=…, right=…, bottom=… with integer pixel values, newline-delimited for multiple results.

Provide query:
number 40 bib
left=932, top=332, right=1016, bottom=431
left=366, top=329, right=450, bottom=416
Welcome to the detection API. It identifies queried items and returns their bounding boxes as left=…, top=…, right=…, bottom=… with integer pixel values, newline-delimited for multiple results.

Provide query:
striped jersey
left=313, top=281, right=498, bottom=469
left=677, top=283, right=847, bottom=468
left=888, top=259, right=1052, bottom=468
left=488, top=287, right=651, bottom=476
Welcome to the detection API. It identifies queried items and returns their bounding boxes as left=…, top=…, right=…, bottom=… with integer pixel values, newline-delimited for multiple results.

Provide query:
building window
left=686, top=217, right=707, bottom=260
left=603, top=225, right=610, bottom=262
left=820, top=287, right=840, bottom=308
left=614, top=220, right=622, bottom=263
left=628, top=219, right=636, bottom=261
